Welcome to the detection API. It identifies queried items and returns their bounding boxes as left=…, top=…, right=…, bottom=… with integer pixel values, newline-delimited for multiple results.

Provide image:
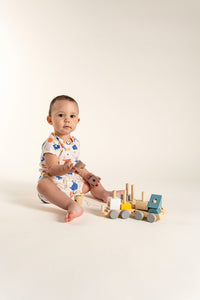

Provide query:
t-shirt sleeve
left=73, top=138, right=80, bottom=160
left=42, top=136, right=61, bottom=157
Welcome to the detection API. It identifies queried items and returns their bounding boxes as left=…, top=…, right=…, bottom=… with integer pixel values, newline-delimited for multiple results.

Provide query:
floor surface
left=0, top=180, right=199, bottom=300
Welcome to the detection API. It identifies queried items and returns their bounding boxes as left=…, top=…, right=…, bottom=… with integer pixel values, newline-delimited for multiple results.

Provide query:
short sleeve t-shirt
left=39, top=132, right=80, bottom=176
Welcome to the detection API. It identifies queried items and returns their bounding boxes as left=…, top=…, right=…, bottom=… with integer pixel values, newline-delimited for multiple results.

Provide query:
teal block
left=148, top=194, right=162, bottom=209
left=148, top=208, right=161, bottom=214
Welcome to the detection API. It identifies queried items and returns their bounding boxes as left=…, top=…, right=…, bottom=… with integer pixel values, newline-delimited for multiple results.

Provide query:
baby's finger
left=66, top=162, right=72, bottom=168
left=70, top=163, right=75, bottom=170
left=64, top=159, right=71, bottom=165
left=64, top=159, right=71, bottom=163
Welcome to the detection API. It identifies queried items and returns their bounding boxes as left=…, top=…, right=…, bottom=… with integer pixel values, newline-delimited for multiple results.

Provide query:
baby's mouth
left=64, top=125, right=71, bottom=129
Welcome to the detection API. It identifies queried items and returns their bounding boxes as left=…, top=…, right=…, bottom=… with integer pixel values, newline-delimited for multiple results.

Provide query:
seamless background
left=0, top=1, right=200, bottom=300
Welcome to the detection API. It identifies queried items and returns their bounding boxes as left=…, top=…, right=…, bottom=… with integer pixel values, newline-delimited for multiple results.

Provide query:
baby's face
left=47, top=100, right=80, bottom=138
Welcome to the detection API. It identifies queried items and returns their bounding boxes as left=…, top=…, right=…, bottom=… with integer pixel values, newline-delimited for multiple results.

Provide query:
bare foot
left=91, top=183, right=124, bottom=203
left=102, top=190, right=124, bottom=203
left=65, top=202, right=84, bottom=222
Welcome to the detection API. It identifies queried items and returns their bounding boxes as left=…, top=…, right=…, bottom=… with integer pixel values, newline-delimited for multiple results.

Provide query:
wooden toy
left=148, top=194, right=162, bottom=214
left=107, top=191, right=121, bottom=210
left=74, top=160, right=86, bottom=172
left=101, top=189, right=132, bottom=220
left=87, top=175, right=100, bottom=187
left=75, top=194, right=83, bottom=206
left=101, top=183, right=166, bottom=223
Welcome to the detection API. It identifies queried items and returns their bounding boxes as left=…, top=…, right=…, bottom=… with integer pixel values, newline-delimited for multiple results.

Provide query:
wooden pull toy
left=101, top=183, right=166, bottom=223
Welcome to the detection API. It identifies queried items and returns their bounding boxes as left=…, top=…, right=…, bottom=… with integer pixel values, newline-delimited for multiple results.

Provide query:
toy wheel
left=120, top=210, right=130, bottom=219
left=147, top=213, right=157, bottom=223
left=109, top=210, right=119, bottom=219
left=134, top=211, right=144, bottom=220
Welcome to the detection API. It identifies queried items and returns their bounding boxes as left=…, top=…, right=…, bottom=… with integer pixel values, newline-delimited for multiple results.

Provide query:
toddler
left=37, top=95, right=123, bottom=222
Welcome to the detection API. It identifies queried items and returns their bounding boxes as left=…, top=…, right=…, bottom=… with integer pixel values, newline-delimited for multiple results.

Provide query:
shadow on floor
left=0, top=179, right=67, bottom=220
left=82, top=194, right=104, bottom=217
left=0, top=179, right=103, bottom=221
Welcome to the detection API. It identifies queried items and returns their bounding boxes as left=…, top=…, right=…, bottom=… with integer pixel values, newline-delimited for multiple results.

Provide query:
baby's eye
left=58, top=114, right=65, bottom=118
left=70, top=115, right=76, bottom=118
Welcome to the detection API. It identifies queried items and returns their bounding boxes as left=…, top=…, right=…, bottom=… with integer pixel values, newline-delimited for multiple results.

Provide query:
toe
left=65, top=213, right=70, bottom=222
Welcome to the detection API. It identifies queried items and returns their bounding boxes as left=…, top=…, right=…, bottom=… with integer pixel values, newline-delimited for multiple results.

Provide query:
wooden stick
left=123, top=190, right=126, bottom=204
left=131, top=184, right=134, bottom=203
left=126, top=183, right=129, bottom=197
left=101, top=205, right=105, bottom=213
left=142, top=191, right=145, bottom=202
left=112, top=190, right=116, bottom=198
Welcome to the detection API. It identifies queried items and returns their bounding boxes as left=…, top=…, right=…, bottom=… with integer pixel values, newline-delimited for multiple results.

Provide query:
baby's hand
left=63, top=159, right=77, bottom=174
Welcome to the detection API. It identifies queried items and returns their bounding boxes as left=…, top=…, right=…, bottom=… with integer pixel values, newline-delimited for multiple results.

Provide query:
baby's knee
left=37, top=178, right=52, bottom=194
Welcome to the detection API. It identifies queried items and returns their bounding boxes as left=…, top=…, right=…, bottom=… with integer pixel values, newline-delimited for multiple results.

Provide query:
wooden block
left=148, top=194, right=162, bottom=209
left=74, top=160, right=86, bottom=172
left=108, top=197, right=121, bottom=210
left=135, top=200, right=148, bottom=211
left=148, top=208, right=161, bottom=214
left=88, top=175, right=100, bottom=186
left=120, top=202, right=132, bottom=210
left=74, top=195, right=83, bottom=206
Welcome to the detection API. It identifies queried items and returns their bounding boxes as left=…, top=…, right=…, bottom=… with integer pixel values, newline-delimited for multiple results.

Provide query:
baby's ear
left=47, top=115, right=53, bottom=125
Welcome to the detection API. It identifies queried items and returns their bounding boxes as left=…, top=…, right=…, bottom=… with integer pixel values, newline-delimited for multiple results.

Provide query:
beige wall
left=0, top=0, right=199, bottom=184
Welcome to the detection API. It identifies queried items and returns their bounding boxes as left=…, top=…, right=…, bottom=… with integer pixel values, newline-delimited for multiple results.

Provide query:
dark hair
left=48, top=95, right=79, bottom=116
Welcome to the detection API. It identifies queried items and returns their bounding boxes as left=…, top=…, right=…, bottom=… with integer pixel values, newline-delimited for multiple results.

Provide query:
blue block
left=148, top=208, right=161, bottom=214
left=148, top=194, right=162, bottom=209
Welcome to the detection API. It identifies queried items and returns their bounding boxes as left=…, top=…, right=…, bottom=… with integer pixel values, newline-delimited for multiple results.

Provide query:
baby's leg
left=90, top=182, right=124, bottom=202
left=37, top=178, right=83, bottom=222
left=82, top=181, right=91, bottom=194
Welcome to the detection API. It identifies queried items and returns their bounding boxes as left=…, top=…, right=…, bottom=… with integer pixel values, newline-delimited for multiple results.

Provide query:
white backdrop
left=0, top=0, right=199, bottom=187
left=0, top=2, right=200, bottom=300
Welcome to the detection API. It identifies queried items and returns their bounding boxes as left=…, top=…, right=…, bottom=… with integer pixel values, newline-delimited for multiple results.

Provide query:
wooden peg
left=131, top=184, right=135, bottom=203
left=126, top=183, right=129, bottom=196
left=142, top=192, right=145, bottom=202
left=101, top=205, right=105, bottom=213
left=123, top=190, right=126, bottom=204
left=112, top=190, right=116, bottom=198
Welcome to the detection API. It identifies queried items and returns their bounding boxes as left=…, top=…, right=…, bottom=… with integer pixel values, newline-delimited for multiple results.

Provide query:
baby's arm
left=44, top=153, right=76, bottom=176
left=77, top=168, right=101, bottom=186
left=76, top=167, right=90, bottom=179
